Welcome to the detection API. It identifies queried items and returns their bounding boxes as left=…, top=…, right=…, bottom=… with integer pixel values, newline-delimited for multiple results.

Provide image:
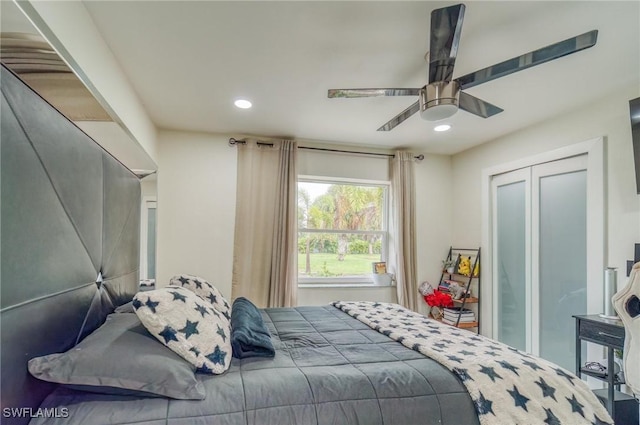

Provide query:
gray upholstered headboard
left=1, top=65, right=141, bottom=423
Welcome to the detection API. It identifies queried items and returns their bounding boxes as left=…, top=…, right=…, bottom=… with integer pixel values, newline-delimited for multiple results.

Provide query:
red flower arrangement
left=424, top=290, right=453, bottom=308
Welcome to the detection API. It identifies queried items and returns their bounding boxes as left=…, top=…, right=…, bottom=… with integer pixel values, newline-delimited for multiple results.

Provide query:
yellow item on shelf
left=473, top=260, right=480, bottom=277
left=458, top=256, right=471, bottom=276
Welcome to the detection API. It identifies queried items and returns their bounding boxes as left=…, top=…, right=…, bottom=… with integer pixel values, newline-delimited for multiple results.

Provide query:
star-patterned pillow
left=169, top=274, right=231, bottom=321
left=133, top=286, right=231, bottom=374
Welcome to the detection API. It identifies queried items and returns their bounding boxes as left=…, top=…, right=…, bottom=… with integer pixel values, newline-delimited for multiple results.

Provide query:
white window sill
left=298, top=283, right=396, bottom=289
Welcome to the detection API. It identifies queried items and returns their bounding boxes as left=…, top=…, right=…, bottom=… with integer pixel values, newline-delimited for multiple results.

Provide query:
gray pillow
left=114, top=301, right=135, bottom=313
left=28, top=313, right=205, bottom=400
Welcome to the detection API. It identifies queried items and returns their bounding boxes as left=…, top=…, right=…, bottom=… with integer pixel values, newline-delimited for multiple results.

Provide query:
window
left=297, top=177, right=389, bottom=285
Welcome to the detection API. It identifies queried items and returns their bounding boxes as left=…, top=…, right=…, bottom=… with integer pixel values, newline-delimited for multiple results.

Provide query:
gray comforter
left=32, top=305, right=479, bottom=425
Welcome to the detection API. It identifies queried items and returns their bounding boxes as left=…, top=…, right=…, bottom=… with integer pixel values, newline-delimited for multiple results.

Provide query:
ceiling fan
left=327, top=3, right=598, bottom=131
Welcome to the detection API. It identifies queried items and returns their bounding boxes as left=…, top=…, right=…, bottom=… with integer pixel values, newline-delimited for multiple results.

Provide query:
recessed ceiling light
left=434, top=124, right=451, bottom=132
left=234, top=99, right=252, bottom=109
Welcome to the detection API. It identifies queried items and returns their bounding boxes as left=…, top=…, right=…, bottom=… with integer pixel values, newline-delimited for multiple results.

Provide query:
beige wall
left=156, top=131, right=237, bottom=298
left=156, top=130, right=452, bottom=307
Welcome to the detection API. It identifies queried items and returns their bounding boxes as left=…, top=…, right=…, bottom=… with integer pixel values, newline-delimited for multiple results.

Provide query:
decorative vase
left=430, top=306, right=443, bottom=320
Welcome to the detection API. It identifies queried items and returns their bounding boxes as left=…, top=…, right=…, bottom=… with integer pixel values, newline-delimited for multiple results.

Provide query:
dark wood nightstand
left=574, top=315, right=638, bottom=424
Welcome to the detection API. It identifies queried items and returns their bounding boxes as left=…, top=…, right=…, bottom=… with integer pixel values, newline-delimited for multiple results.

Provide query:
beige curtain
left=390, top=151, right=418, bottom=311
left=232, top=140, right=298, bottom=308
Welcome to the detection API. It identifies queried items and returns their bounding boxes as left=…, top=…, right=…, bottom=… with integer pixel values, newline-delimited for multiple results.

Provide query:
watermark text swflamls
left=3, top=407, right=69, bottom=419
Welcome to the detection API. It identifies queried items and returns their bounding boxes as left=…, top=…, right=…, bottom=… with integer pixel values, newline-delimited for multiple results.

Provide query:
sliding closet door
left=492, top=155, right=589, bottom=370
left=532, top=155, right=587, bottom=371
left=491, top=169, right=531, bottom=352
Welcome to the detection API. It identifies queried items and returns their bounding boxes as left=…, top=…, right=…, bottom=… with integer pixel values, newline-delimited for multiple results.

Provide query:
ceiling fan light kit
left=420, top=81, right=460, bottom=121
left=327, top=3, right=598, bottom=132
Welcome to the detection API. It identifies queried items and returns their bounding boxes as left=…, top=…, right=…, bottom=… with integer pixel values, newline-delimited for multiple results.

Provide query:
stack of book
left=438, top=279, right=471, bottom=298
left=437, top=281, right=451, bottom=292
left=442, top=307, right=475, bottom=325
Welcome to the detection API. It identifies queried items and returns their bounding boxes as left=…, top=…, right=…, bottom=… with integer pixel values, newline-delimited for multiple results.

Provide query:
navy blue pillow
left=230, top=297, right=275, bottom=359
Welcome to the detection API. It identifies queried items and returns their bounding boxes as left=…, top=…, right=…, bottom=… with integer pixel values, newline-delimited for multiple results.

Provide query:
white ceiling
left=44, top=2, right=640, bottom=153
left=79, top=0, right=640, bottom=154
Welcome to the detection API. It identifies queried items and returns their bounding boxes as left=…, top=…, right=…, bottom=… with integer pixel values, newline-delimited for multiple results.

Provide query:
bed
left=0, top=64, right=613, bottom=425
left=28, top=304, right=479, bottom=425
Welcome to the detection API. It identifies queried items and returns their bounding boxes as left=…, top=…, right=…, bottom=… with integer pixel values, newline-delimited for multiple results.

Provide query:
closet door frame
left=480, top=137, right=605, bottom=338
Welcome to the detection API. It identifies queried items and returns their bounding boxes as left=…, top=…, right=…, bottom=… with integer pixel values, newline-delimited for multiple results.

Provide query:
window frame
left=297, top=175, right=390, bottom=286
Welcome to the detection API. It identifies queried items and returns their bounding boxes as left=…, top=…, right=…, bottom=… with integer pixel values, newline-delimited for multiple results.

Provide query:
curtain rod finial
left=415, top=154, right=424, bottom=161
left=229, top=138, right=247, bottom=146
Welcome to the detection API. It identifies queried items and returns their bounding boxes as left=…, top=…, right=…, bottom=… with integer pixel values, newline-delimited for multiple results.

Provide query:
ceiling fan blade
left=377, top=101, right=420, bottom=131
left=328, top=88, right=420, bottom=98
left=456, top=30, right=598, bottom=90
left=459, top=92, right=503, bottom=118
left=428, top=3, right=466, bottom=83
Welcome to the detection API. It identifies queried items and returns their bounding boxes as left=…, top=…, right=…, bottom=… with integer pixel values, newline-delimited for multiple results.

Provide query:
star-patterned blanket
left=333, top=301, right=613, bottom=425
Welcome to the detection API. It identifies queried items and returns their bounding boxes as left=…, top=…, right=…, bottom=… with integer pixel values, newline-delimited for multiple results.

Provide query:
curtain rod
left=228, top=138, right=424, bottom=161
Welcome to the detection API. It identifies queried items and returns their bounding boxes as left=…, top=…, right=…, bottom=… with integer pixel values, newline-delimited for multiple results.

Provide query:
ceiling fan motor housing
left=420, top=80, right=460, bottom=121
